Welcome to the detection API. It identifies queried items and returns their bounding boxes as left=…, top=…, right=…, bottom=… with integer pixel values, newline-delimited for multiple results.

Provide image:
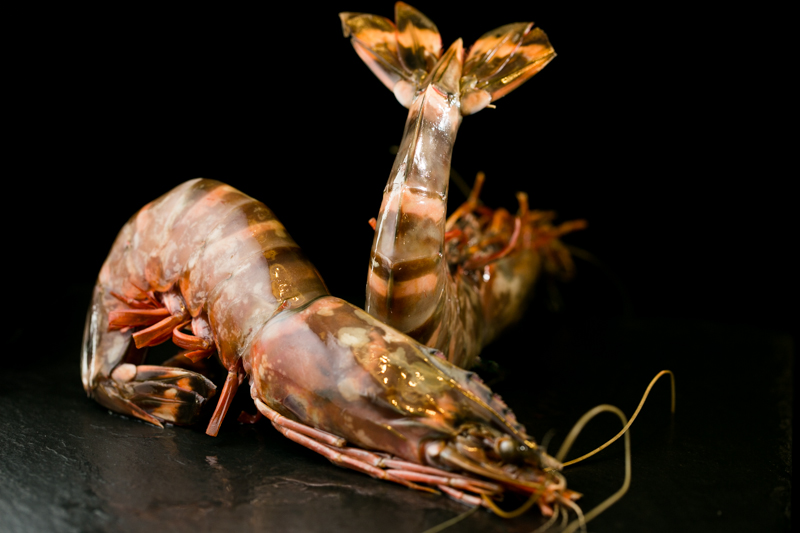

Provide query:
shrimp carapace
left=245, top=294, right=577, bottom=512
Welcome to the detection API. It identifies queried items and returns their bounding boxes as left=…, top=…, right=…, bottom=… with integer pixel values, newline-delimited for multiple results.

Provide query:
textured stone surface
left=0, top=286, right=791, bottom=532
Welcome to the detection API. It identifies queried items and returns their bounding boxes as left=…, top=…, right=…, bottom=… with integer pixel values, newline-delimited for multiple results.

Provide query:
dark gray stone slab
left=0, top=285, right=791, bottom=533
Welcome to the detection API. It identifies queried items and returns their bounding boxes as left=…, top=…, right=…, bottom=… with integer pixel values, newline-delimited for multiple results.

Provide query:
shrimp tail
left=340, top=2, right=556, bottom=114
left=83, top=283, right=217, bottom=427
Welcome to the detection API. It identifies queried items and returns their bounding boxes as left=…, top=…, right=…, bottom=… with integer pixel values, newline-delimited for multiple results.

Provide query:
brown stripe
left=205, top=222, right=296, bottom=266
left=249, top=220, right=297, bottom=250
left=204, top=199, right=279, bottom=243
left=265, top=246, right=313, bottom=272
left=373, top=210, right=442, bottom=262
left=405, top=302, right=445, bottom=344
left=187, top=179, right=227, bottom=201
left=370, top=254, right=440, bottom=282
left=376, top=291, right=438, bottom=320
left=265, top=246, right=328, bottom=305
left=240, top=199, right=279, bottom=226
left=396, top=212, right=441, bottom=240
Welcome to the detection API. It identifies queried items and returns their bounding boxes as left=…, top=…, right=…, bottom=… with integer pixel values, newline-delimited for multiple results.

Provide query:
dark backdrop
left=13, top=2, right=791, bottom=334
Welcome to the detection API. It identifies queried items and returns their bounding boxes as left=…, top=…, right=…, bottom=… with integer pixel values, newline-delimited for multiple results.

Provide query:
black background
left=4, top=2, right=793, bottom=532
left=11, top=2, right=792, bottom=333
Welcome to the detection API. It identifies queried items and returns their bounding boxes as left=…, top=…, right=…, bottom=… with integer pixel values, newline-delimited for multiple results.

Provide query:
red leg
left=336, top=447, right=500, bottom=493
left=464, top=216, right=522, bottom=269
left=271, top=423, right=436, bottom=494
left=132, top=314, right=187, bottom=348
left=253, top=398, right=345, bottom=447
left=173, top=322, right=213, bottom=351
left=376, top=468, right=497, bottom=495
left=108, top=308, right=170, bottom=330
left=438, top=485, right=485, bottom=507
left=101, top=288, right=218, bottom=427
left=110, top=291, right=158, bottom=309
left=380, top=458, right=501, bottom=492
left=183, top=349, right=215, bottom=363
left=251, top=396, right=506, bottom=502
left=205, top=360, right=244, bottom=437
left=173, top=321, right=215, bottom=362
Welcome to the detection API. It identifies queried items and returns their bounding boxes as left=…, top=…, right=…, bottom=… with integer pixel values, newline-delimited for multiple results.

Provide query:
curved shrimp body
left=83, top=179, right=574, bottom=511
left=344, top=3, right=581, bottom=368
left=82, top=179, right=328, bottom=432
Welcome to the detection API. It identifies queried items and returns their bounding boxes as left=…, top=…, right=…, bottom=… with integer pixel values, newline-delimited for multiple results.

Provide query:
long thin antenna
left=481, top=490, right=542, bottom=519
left=556, top=370, right=675, bottom=466
left=558, top=404, right=632, bottom=533
left=531, top=505, right=560, bottom=533
left=559, top=493, right=589, bottom=533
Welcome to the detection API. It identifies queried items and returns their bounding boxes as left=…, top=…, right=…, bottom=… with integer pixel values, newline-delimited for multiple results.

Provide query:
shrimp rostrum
left=342, top=3, right=586, bottom=369
left=82, top=179, right=577, bottom=514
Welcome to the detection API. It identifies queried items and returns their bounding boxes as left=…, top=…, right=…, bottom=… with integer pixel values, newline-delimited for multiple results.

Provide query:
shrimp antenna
left=559, top=404, right=629, bottom=533
left=550, top=369, right=675, bottom=532
left=530, top=505, right=561, bottom=533
left=423, top=371, right=674, bottom=532
left=481, top=490, right=542, bottom=519
left=556, top=369, right=675, bottom=466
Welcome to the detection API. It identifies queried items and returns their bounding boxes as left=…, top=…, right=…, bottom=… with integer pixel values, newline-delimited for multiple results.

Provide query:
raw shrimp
left=81, top=178, right=577, bottom=514
left=341, top=3, right=585, bottom=368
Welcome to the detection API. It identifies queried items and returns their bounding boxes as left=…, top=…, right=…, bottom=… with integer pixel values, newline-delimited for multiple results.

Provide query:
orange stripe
left=392, top=272, right=438, bottom=298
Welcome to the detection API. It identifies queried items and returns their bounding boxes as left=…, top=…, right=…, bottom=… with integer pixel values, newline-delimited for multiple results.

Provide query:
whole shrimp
left=82, top=178, right=578, bottom=515
left=342, top=3, right=586, bottom=368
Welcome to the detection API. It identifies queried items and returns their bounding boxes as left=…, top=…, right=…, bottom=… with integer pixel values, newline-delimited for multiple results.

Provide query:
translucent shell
left=341, top=3, right=555, bottom=114
left=340, top=12, right=405, bottom=92
left=340, top=2, right=443, bottom=94
left=426, top=38, right=463, bottom=95
left=394, top=1, right=442, bottom=74
left=464, top=25, right=556, bottom=102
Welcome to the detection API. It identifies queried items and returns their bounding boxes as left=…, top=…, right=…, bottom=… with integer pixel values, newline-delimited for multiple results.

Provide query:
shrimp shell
left=82, top=178, right=574, bottom=513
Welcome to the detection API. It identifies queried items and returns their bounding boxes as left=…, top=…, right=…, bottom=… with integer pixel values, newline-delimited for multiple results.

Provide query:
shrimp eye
left=497, top=437, right=520, bottom=462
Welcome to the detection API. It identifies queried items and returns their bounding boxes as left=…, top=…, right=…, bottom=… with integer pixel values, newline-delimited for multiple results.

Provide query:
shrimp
left=81, top=178, right=579, bottom=515
left=342, top=3, right=586, bottom=368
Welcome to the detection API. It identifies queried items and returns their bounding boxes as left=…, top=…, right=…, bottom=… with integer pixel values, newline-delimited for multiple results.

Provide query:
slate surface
left=1, top=285, right=791, bottom=533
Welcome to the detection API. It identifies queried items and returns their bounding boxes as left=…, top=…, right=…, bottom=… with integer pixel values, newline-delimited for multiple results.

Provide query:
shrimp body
left=82, top=179, right=329, bottom=432
left=82, top=179, right=574, bottom=512
left=344, top=3, right=584, bottom=369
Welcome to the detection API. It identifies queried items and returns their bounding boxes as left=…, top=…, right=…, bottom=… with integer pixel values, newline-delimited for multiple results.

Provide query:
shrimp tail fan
left=340, top=2, right=555, bottom=114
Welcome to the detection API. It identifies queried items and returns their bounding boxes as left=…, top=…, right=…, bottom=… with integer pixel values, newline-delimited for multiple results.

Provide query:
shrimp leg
left=253, top=396, right=499, bottom=504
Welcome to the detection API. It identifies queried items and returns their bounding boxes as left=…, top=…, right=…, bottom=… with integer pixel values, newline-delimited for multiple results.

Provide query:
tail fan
left=461, top=24, right=555, bottom=114
left=340, top=2, right=555, bottom=114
